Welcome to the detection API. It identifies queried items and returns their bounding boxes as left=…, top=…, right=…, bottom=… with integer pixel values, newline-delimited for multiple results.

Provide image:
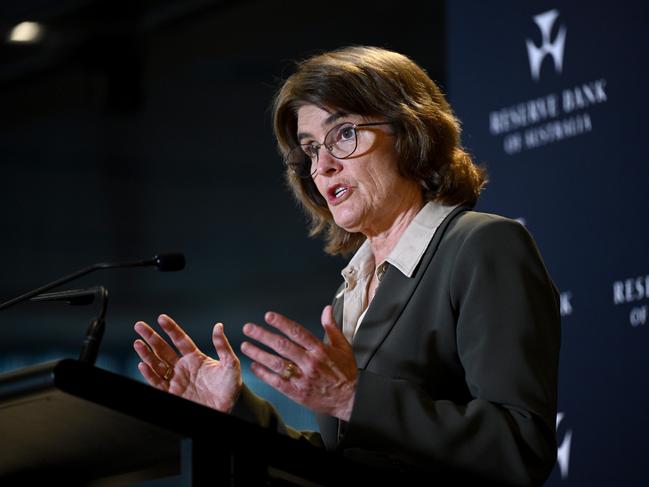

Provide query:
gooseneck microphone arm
left=0, top=253, right=184, bottom=365
left=0, top=253, right=185, bottom=311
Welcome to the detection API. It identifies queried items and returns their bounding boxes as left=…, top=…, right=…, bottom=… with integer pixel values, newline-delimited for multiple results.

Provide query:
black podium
left=0, top=359, right=389, bottom=486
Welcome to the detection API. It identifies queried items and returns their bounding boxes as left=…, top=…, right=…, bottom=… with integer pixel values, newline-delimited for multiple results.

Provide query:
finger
left=212, top=323, right=239, bottom=367
left=157, top=314, right=200, bottom=356
left=249, top=361, right=295, bottom=397
left=134, top=321, right=179, bottom=366
left=240, top=340, right=295, bottom=378
left=321, top=305, right=351, bottom=350
left=243, top=322, right=308, bottom=366
left=264, top=311, right=321, bottom=351
left=133, top=339, right=174, bottom=379
left=137, top=361, right=168, bottom=391
left=320, top=305, right=354, bottom=381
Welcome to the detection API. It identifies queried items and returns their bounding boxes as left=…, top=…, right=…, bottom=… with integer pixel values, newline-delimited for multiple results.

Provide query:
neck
left=366, top=195, right=425, bottom=266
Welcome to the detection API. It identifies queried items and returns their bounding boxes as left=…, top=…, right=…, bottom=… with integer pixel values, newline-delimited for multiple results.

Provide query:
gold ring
left=162, top=364, right=173, bottom=381
left=281, top=361, right=298, bottom=380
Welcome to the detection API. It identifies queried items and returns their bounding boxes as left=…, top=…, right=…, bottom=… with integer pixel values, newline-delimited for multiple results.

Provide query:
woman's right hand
left=133, top=314, right=242, bottom=413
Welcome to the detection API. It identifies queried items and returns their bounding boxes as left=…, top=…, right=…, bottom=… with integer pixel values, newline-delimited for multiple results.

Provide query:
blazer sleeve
left=230, top=384, right=324, bottom=448
left=337, top=218, right=561, bottom=486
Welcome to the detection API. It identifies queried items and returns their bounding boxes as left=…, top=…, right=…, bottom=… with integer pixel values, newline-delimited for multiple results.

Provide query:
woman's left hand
left=240, top=305, right=357, bottom=421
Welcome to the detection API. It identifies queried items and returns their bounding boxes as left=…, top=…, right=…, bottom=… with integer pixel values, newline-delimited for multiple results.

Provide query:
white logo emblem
left=556, top=412, right=572, bottom=479
left=560, top=292, right=573, bottom=317
left=526, top=9, right=567, bottom=81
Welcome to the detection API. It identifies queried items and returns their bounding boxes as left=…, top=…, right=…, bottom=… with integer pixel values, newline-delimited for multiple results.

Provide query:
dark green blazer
left=233, top=206, right=561, bottom=486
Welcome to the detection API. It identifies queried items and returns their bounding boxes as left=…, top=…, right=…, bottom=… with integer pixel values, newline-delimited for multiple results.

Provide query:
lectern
left=0, top=359, right=389, bottom=486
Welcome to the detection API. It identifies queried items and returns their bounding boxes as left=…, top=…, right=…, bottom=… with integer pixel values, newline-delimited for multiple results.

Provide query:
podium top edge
left=0, top=358, right=76, bottom=400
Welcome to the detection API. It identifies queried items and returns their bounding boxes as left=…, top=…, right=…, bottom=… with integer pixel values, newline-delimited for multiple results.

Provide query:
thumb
left=212, top=322, right=238, bottom=365
left=321, top=305, right=350, bottom=349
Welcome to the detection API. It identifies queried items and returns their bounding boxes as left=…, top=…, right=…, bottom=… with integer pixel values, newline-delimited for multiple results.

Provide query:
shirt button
left=377, top=263, right=388, bottom=281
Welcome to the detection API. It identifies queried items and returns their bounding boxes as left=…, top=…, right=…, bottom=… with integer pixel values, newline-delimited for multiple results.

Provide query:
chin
left=332, top=215, right=362, bottom=233
left=330, top=204, right=369, bottom=232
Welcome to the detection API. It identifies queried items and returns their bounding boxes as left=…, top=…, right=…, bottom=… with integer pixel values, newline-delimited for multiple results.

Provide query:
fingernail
left=265, top=311, right=275, bottom=322
left=243, top=323, right=253, bottom=335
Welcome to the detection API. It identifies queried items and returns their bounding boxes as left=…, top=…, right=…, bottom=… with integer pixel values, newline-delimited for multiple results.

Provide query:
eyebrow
left=297, top=111, right=349, bottom=142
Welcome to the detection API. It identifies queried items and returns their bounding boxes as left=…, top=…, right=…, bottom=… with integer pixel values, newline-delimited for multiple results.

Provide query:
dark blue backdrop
left=447, top=2, right=649, bottom=485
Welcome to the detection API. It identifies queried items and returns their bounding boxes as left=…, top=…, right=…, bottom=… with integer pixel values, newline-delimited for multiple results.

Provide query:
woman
left=134, top=46, right=560, bottom=485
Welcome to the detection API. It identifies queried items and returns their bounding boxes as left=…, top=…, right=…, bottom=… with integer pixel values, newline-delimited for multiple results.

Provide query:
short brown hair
left=273, top=46, right=487, bottom=256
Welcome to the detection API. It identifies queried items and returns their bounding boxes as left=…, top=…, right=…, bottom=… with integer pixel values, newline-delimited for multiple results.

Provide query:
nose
left=315, top=146, right=343, bottom=177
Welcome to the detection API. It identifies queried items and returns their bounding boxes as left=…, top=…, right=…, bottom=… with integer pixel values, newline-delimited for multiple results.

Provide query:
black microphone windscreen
left=154, top=253, right=186, bottom=272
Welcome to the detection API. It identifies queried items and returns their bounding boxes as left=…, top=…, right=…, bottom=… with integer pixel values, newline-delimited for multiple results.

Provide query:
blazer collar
left=351, top=205, right=470, bottom=369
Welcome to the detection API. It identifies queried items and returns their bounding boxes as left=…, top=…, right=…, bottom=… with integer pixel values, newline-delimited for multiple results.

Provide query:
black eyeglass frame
left=285, top=121, right=392, bottom=179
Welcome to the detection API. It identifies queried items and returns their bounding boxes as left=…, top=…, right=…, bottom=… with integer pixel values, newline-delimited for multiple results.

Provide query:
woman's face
left=296, top=104, right=421, bottom=237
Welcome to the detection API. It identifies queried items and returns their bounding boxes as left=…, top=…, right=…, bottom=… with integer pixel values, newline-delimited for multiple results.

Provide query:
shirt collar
left=385, top=201, right=458, bottom=277
left=340, top=201, right=458, bottom=287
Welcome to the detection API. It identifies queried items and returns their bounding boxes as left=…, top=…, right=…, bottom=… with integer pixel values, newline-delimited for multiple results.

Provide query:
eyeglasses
left=285, top=121, right=392, bottom=179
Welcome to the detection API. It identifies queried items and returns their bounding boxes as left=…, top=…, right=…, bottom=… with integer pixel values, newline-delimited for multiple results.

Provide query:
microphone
left=150, top=253, right=185, bottom=272
left=0, top=253, right=185, bottom=311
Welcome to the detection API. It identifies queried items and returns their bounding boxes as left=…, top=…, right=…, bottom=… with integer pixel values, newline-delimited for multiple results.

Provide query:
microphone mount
left=31, top=287, right=109, bottom=365
left=0, top=252, right=185, bottom=365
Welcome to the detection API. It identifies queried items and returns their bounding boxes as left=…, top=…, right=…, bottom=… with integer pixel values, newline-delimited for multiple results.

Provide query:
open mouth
left=334, top=187, right=348, bottom=198
left=327, top=184, right=352, bottom=205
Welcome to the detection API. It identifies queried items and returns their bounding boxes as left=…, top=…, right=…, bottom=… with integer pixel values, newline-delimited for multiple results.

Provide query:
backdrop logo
left=556, top=412, right=572, bottom=479
left=612, top=273, right=649, bottom=327
left=486, top=9, right=609, bottom=155
left=560, top=291, right=573, bottom=317
left=526, top=9, right=567, bottom=81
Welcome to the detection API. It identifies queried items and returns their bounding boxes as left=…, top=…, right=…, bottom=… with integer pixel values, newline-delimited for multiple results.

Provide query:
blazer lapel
left=352, top=205, right=469, bottom=369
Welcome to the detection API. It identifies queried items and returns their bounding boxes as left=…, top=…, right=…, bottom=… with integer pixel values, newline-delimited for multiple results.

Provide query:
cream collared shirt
left=338, top=201, right=458, bottom=343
